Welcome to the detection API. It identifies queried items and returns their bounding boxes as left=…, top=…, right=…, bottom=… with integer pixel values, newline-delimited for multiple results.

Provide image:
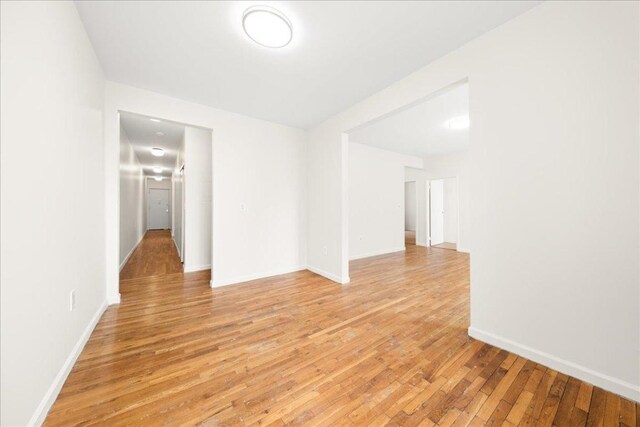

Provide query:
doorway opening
left=404, top=181, right=417, bottom=246
left=428, top=177, right=458, bottom=251
left=345, top=80, right=469, bottom=264
left=117, top=111, right=212, bottom=292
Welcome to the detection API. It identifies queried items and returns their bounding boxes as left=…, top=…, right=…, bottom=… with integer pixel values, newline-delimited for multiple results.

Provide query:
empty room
left=1, top=1, right=638, bottom=426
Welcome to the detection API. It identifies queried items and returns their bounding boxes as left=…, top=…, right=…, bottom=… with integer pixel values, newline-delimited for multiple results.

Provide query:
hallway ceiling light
left=154, top=176, right=163, bottom=181
left=156, top=131, right=164, bottom=136
left=444, top=115, right=469, bottom=130
left=149, top=118, right=161, bottom=123
left=151, top=147, right=164, bottom=157
left=242, top=6, right=292, bottom=48
left=153, top=167, right=162, bottom=173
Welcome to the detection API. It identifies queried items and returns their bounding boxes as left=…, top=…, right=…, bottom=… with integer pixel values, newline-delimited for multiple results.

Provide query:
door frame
left=427, top=176, right=460, bottom=249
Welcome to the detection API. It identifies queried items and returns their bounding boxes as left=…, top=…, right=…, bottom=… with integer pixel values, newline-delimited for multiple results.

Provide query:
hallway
left=120, top=230, right=183, bottom=281
left=44, top=239, right=636, bottom=425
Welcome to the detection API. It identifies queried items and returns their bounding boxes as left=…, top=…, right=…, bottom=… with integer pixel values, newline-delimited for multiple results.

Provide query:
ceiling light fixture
left=154, top=176, right=163, bottom=181
left=242, top=5, right=293, bottom=48
left=151, top=147, right=165, bottom=157
left=153, top=167, right=163, bottom=173
left=156, top=131, right=164, bottom=136
left=444, top=115, right=470, bottom=130
left=149, top=118, right=161, bottom=123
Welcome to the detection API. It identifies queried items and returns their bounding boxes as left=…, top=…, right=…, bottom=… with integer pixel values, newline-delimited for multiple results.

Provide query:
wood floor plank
left=43, top=231, right=638, bottom=426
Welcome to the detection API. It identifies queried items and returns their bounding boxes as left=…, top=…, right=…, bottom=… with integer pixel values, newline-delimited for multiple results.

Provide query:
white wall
left=308, top=1, right=639, bottom=401
left=0, top=2, right=106, bottom=425
left=172, top=135, right=185, bottom=259
left=404, top=182, right=417, bottom=231
left=104, top=83, right=308, bottom=297
left=119, top=127, right=146, bottom=268
left=405, top=167, right=428, bottom=246
left=183, top=126, right=212, bottom=272
left=442, top=178, right=458, bottom=244
left=423, top=153, right=469, bottom=251
left=349, top=142, right=422, bottom=260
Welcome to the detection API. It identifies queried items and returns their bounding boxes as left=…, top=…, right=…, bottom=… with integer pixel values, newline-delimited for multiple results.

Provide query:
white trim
left=211, top=265, right=307, bottom=288
left=107, top=293, right=121, bottom=305
left=468, top=326, right=640, bottom=403
left=173, top=237, right=181, bottom=259
left=184, top=264, right=211, bottom=273
left=349, top=247, right=406, bottom=261
left=119, top=232, right=145, bottom=271
left=306, top=265, right=350, bottom=284
left=456, top=247, right=470, bottom=253
left=28, top=301, right=108, bottom=426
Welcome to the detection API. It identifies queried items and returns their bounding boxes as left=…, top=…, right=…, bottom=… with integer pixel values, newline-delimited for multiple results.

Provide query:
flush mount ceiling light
left=444, top=115, right=470, bottom=130
left=153, top=167, right=163, bottom=173
left=149, top=118, right=161, bottom=123
left=154, top=176, right=163, bottom=181
left=156, top=131, right=164, bottom=136
left=151, top=147, right=164, bottom=157
left=242, top=6, right=292, bottom=48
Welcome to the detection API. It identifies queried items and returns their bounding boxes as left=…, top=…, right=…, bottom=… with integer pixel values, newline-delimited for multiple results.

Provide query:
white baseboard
left=456, top=247, right=470, bottom=253
left=184, top=264, right=211, bottom=273
left=172, top=238, right=182, bottom=260
left=119, top=232, right=145, bottom=271
left=107, top=293, right=121, bottom=305
left=29, top=301, right=108, bottom=426
left=306, top=265, right=350, bottom=284
left=211, top=265, right=306, bottom=288
left=468, top=326, right=640, bottom=403
left=349, top=246, right=405, bottom=261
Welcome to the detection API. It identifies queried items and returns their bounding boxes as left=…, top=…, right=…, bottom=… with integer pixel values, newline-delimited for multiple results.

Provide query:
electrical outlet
left=322, top=246, right=328, bottom=256
left=70, top=289, right=76, bottom=311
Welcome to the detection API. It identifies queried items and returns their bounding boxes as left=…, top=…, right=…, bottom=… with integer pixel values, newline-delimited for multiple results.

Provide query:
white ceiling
left=75, top=1, right=540, bottom=129
left=348, top=83, right=468, bottom=158
left=120, top=112, right=185, bottom=177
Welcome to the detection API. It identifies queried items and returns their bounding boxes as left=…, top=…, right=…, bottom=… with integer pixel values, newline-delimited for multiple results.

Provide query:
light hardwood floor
left=45, top=231, right=638, bottom=426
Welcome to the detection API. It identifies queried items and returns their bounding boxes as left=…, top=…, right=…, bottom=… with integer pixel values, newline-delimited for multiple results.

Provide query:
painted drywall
left=404, top=182, right=417, bottom=231
left=308, top=1, right=639, bottom=401
left=172, top=135, right=185, bottom=259
left=104, top=82, right=308, bottom=297
left=423, top=153, right=470, bottom=251
left=0, top=2, right=106, bottom=425
left=405, top=168, right=429, bottom=246
left=183, top=126, right=212, bottom=272
left=119, top=126, right=146, bottom=268
left=348, top=142, right=422, bottom=260
left=442, top=178, right=458, bottom=244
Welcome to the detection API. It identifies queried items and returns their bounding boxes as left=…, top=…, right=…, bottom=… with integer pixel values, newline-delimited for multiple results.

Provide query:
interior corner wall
left=348, top=142, right=422, bottom=260
left=183, top=126, right=212, bottom=272
left=119, top=126, right=146, bottom=268
left=308, top=1, right=640, bottom=401
left=0, top=2, right=107, bottom=425
left=423, top=152, right=470, bottom=252
left=442, top=178, right=458, bottom=244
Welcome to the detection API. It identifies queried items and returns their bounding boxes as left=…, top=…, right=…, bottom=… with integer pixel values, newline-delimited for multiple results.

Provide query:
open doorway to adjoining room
left=345, top=80, right=470, bottom=263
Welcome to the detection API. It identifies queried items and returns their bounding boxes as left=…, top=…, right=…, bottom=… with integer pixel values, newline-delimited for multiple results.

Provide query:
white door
left=429, top=180, right=444, bottom=245
left=149, top=188, right=170, bottom=230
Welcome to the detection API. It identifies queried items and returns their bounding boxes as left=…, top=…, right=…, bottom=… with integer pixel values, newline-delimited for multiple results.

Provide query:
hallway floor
left=45, top=233, right=638, bottom=426
left=120, top=230, right=183, bottom=280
